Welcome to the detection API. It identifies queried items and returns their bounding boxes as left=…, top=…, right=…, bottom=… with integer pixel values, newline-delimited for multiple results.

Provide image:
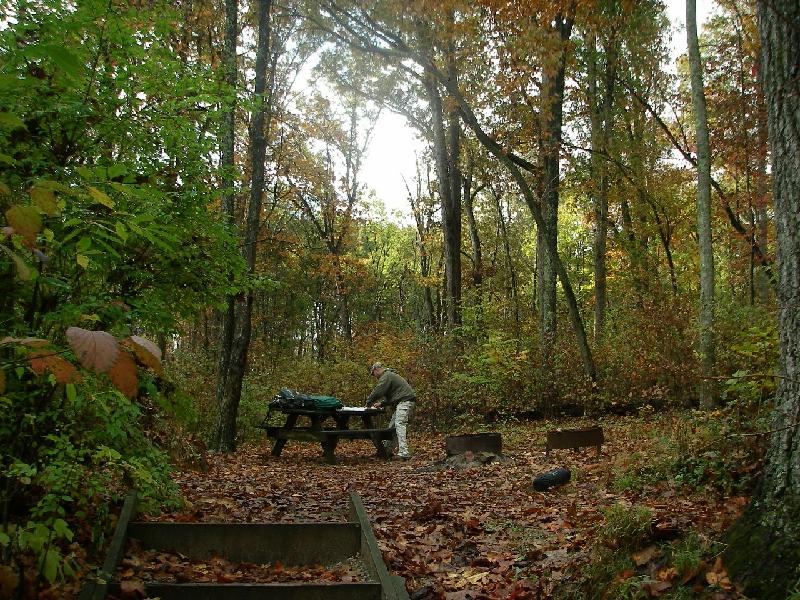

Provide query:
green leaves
left=40, top=45, right=83, bottom=79
left=0, top=245, right=33, bottom=280
left=0, top=112, right=25, bottom=130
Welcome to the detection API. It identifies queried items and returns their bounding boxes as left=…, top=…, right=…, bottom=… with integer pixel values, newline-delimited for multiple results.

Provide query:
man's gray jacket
left=367, top=370, right=416, bottom=407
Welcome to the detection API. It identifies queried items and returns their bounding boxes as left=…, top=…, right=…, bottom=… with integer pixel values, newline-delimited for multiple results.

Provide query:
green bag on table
left=308, top=394, right=344, bottom=410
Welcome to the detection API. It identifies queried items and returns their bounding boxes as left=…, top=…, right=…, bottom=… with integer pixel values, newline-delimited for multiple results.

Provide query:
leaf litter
left=132, top=415, right=750, bottom=599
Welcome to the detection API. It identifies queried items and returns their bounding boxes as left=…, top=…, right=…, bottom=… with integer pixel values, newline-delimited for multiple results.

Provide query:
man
left=365, top=362, right=416, bottom=460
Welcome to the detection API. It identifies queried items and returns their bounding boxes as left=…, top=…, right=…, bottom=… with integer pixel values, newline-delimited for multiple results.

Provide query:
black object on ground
left=532, top=467, right=571, bottom=491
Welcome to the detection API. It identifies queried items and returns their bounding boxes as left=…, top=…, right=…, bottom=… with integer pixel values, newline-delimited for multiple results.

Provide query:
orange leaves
left=65, top=328, right=163, bottom=397
left=108, top=350, right=139, bottom=399
left=29, top=350, right=81, bottom=384
left=118, top=579, right=146, bottom=598
left=0, top=336, right=49, bottom=347
left=116, top=547, right=367, bottom=586
left=0, top=566, right=18, bottom=599
left=1, top=328, right=161, bottom=398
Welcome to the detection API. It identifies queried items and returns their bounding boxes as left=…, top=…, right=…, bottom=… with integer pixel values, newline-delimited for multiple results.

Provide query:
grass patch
left=598, top=504, right=652, bottom=550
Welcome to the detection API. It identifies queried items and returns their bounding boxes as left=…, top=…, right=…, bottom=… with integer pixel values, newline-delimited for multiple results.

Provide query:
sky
left=358, top=0, right=716, bottom=216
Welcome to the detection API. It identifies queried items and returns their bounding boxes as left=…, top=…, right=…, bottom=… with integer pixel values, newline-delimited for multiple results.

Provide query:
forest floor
left=135, top=414, right=750, bottom=599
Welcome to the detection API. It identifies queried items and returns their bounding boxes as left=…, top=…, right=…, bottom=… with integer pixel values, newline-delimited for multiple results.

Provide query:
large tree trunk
left=537, top=11, right=572, bottom=364
left=424, top=69, right=462, bottom=329
left=687, top=0, right=716, bottom=407
left=215, top=0, right=238, bottom=423
left=723, top=2, right=800, bottom=597
left=410, top=187, right=436, bottom=330
left=754, top=51, right=771, bottom=305
left=213, top=0, right=273, bottom=452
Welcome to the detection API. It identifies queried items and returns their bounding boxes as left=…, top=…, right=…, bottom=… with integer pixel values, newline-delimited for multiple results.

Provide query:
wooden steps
left=80, top=492, right=408, bottom=600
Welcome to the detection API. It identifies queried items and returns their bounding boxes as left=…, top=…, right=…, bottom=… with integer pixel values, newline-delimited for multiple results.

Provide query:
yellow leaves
left=447, top=567, right=490, bottom=588
left=0, top=245, right=33, bottom=280
left=88, top=186, right=115, bottom=208
left=30, top=185, right=59, bottom=216
left=632, top=544, right=659, bottom=566
left=123, top=335, right=163, bottom=375
left=4, top=205, right=41, bottom=244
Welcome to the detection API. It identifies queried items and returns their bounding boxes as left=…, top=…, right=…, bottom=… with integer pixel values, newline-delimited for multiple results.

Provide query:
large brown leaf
left=123, top=335, right=163, bottom=375
left=108, top=350, right=138, bottom=398
left=65, top=327, right=119, bottom=373
left=29, top=350, right=81, bottom=384
left=0, top=368, right=5, bottom=394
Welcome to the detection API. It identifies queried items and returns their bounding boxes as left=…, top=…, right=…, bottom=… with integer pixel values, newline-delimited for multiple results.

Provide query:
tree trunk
left=463, top=167, right=482, bottom=289
left=408, top=166, right=437, bottom=330
left=724, top=2, right=800, bottom=597
left=424, top=69, right=461, bottom=329
left=589, top=31, right=616, bottom=339
left=213, top=0, right=273, bottom=452
left=215, top=0, right=238, bottom=421
left=537, top=12, right=572, bottom=363
left=754, top=51, right=771, bottom=305
left=492, top=186, right=521, bottom=340
left=687, top=0, right=716, bottom=407
left=413, top=5, right=595, bottom=381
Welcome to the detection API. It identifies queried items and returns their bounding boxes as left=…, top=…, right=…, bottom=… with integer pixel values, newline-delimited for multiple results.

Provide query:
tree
left=686, top=0, right=716, bottom=407
left=215, top=0, right=239, bottom=447
left=723, top=0, right=800, bottom=597
left=287, top=91, right=377, bottom=350
left=213, top=0, right=276, bottom=451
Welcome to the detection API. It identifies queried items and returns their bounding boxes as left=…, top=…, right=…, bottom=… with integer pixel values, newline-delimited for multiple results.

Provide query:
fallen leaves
left=136, top=416, right=748, bottom=599
left=114, top=545, right=368, bottom=588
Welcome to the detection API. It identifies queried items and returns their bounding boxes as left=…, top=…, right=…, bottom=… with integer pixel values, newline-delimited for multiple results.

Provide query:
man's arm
left=366, top=375, right=390, bottom=406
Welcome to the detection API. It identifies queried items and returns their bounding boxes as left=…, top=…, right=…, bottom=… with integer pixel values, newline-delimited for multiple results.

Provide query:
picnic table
left=260, top=405, right=395, bottom=463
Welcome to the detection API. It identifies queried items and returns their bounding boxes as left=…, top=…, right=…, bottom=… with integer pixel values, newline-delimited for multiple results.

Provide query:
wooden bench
left=265, top=426, right=396, bottom=464
left=261, top=406, right=395, bottom=464
left=545, top=426, right=604, bottom=456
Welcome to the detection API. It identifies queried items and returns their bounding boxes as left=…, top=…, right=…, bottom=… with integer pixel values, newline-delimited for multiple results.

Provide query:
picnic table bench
left=259, top=406, right=395, bottom=464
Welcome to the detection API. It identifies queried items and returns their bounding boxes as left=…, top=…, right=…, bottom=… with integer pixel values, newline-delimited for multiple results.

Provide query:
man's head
left=369, top=362, right=385, bottom=378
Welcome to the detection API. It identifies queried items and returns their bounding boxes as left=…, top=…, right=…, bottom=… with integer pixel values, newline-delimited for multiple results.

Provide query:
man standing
left=366, top=362, right=416, bottom=460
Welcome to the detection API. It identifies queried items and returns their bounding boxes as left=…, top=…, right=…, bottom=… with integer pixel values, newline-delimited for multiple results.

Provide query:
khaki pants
left=385, top=400, right=414, bottom=458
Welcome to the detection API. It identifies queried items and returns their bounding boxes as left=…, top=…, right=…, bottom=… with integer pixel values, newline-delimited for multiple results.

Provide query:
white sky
left=358, top=0, right=716, bottom=216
